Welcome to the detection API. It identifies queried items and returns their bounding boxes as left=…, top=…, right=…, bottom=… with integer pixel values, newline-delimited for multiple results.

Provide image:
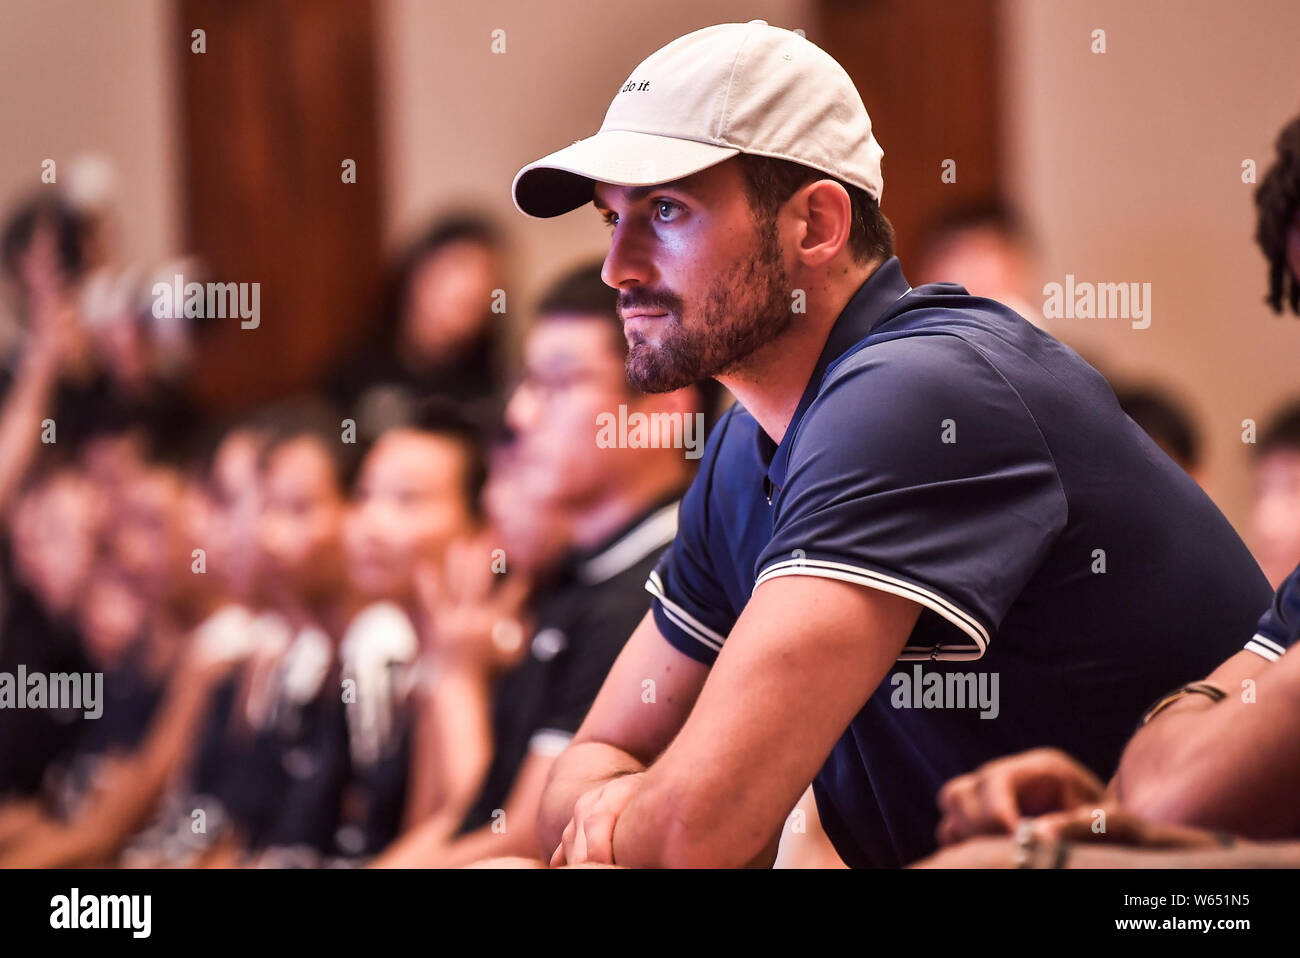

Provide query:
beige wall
left=0, top=0, right=180, bottom=267
left=4, top=0, right=1296, bottom=537
left=1001, top=0, right=1300, bottom=537
left=380, top=0, right=1300, bottom=537
left=376, top=0, right=810, bottom=328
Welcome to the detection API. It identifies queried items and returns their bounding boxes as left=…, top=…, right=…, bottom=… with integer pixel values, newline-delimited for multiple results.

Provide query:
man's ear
left=792, top=179, right=853, bottom=269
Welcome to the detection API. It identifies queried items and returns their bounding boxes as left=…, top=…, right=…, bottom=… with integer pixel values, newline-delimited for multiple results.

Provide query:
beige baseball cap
left=512, top=20, right=884, bottom=218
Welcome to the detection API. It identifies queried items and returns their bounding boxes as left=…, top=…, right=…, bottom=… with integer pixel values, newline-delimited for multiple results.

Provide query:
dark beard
left=624, top=217, right=792, bottom=393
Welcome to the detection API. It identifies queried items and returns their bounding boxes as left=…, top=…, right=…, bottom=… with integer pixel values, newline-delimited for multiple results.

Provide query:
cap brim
left=512, top=130, right=740, bottom=218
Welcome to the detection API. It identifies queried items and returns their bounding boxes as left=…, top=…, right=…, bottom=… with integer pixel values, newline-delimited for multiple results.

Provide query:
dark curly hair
left=1, top=195, right=88, bottom=291
left=1255, top=114, right=1300, bottom=314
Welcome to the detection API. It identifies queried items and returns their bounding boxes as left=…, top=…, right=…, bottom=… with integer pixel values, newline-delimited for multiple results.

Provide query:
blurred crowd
left=2, top=150, right=1300, bottom=870
left=0, top=176, right=728, bottom=867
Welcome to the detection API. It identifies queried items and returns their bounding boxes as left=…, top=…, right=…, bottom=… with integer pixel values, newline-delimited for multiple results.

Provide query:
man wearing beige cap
left=521, top=20, right=1269, bottom=867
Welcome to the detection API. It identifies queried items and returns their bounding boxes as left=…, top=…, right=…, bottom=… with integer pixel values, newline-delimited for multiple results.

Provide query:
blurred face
left=95, top=315, right=152, bottom=391
left=403, top=240, right=499, bottom=359
left=12, top=472, right=100, bottom=618
left=917, top=228, right=1030, bottom=304
left=209, top=431, right=266, bottom=601
left=504, top=316, right=635, bottom=506
left=595, top=158, right=792, bottom=392
left=483, top=453, right=570, bottom=576
left=15, top=219, right=62, bottom=301
left=79, top=568, right=147, bottom=668
left=80, top=431, right=148, bottom=501
left=347, top=430, right=478, bottom=602
left=1251, top=448, right=1300, bottom=588
left=112, top=465, right=188, bottom=603
left=258, top=437, right=348, bottom=603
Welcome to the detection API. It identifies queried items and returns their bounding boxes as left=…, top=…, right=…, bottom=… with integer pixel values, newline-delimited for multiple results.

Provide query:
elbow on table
left=644, top=787, right=762, bottom=869
left=1119, top=775, right=1210, bottom=828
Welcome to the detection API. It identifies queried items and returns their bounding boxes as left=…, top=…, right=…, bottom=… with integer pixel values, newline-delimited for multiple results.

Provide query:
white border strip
left=528, top=728, right=574, bottom=758
left=579, top=503, right=679, bottom=584
left=645, top=570, right=725, bottom=652
left=754, top=558, right=990, bottom=657
left=1245, top=632, right=1286, bottom=663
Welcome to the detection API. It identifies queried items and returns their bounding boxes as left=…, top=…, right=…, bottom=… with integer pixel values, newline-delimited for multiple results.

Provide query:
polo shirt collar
left=760, top=256, right=912, bottom=501
left=571, top=491, right=683, bottom=585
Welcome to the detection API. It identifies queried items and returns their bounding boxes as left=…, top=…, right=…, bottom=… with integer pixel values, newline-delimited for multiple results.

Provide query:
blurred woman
left=336, top=402, right=491, bottom=859
left=0, top=459, right=238, bottom=866
left=328, top=214, right=508, bottom=440
left=119, top=425, right=275, bottom=864
left=205, top=407, right=360, bottom=865
left=0, top=467, right=97, bottom=811
left=368, top=439, right=572, bottom=866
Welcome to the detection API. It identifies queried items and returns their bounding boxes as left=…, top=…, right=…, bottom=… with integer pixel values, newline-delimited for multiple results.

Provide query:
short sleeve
left=1246, top=564, right=1300, bottom=662
left=756, top=335, right=1067, bottom=660
left=645, top=410, right=742, bottom=665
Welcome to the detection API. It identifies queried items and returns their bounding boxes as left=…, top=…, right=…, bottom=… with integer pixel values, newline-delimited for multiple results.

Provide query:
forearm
left=744, top=828, right=783, bottom=869
left=0, top=799, right=50, bottom=849
left=0, top=351, right=57, bottom=511
left=369, top=809, right=461, bottom=867
left=0, top=821, right=84, bottom=867
left=0, top=793, right=131, bottom=867
left=537, top=740, right=645, bottom=856
left=59, top=674, right=225, bottom=866
left=426, top=819, right=540, bottom=868
left=1068, top=840, right=1300, bottom=868
left=1114, top=651, right=1300, bottom=837
left=610, top=774, right=734, bottom=868
left=405, top=666, right=494, bottom=828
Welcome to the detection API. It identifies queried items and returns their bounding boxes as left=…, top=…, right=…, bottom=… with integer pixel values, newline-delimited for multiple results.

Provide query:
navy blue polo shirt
left=1246, top=563, right=1300, bottom=662
left=646, top=257, right=1272, bottom=868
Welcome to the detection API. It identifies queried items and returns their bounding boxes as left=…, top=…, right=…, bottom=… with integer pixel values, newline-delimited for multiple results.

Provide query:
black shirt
left=457, top=496, right=681, bottom=835
left=196, top=640, right=351, bottom=859
left=0, top=542, right=90, bottom=798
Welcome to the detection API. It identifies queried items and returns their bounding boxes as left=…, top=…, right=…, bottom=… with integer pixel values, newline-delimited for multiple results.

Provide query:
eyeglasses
left=511, top=367, right=624, bottom=403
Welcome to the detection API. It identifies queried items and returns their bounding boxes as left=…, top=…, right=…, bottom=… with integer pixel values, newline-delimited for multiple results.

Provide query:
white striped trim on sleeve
left=753, top=557, right=990, bottom=660
left=528, top=728, right=574, bottom=758
left=645, top=570, right=726, bottom=654
left=1244, top=632, right=1287, bottom=663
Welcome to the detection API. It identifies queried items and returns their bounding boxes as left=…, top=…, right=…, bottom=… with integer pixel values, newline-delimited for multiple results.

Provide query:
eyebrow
left=593, top=178, right=697, bottom=210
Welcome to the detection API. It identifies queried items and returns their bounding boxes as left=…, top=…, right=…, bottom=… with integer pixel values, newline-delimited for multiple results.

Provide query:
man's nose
left=505, top=380, right=541, bottom=436
left=602, top=218, right=654, bottom=290
left=258, top=521, right=288, bottom=560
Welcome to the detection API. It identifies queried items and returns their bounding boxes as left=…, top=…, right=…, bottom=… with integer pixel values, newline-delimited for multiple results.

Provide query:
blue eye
left=656, top=200, right=681, bottom=221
